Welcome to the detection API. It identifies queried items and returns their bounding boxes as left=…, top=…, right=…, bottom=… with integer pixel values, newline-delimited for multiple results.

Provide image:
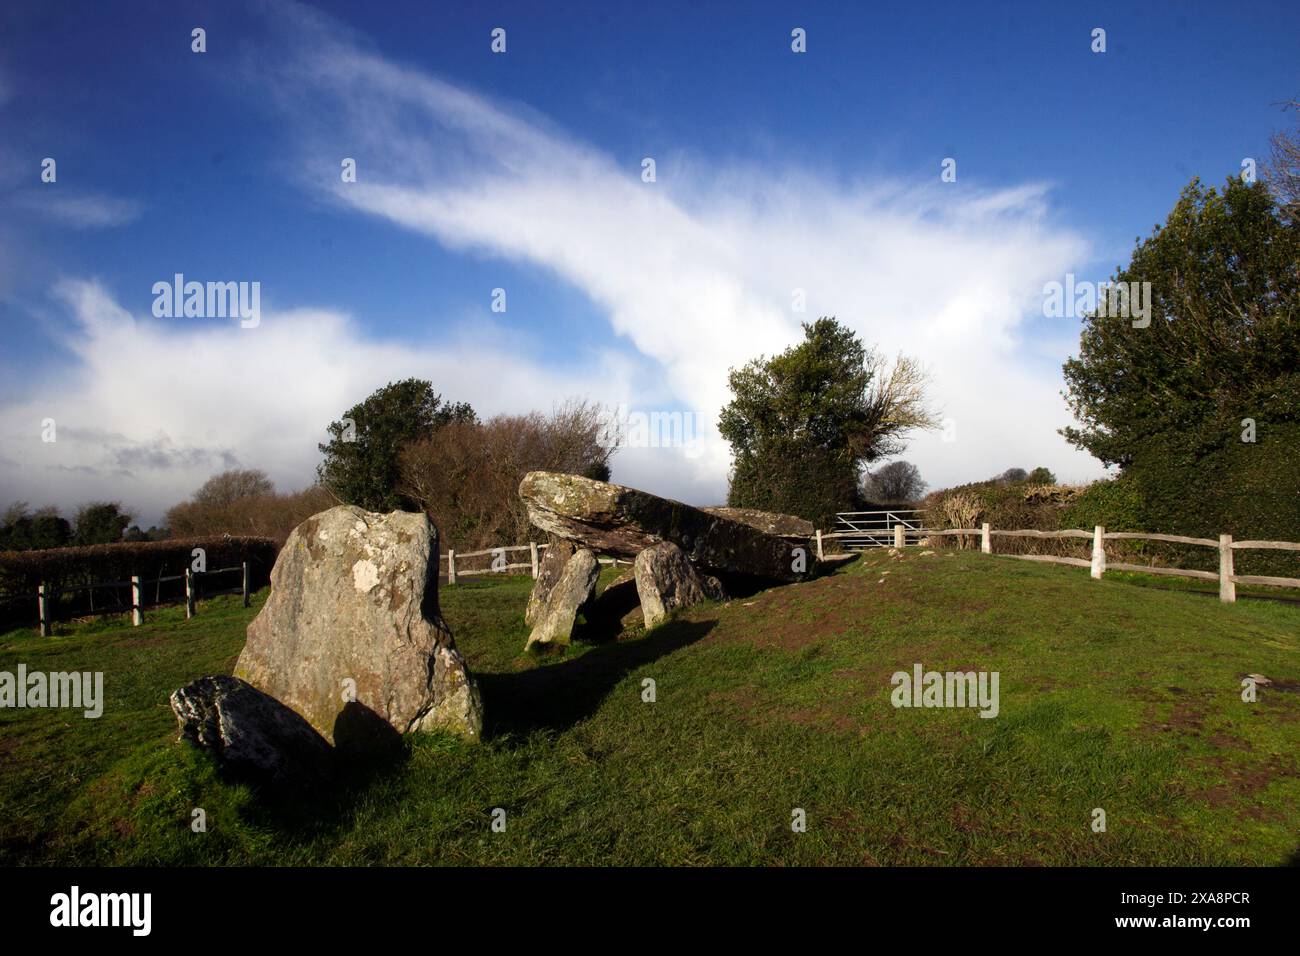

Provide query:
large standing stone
left=170, top=675, right=335, bottom=788
left=525, top=534, right=575, bottom=626
left=519, top=471, right=806, bottom=583
left=235, top=506, right=483, bottom=745
left=634, top=541, right=727, bottom=628
left=525, top=548, right=600, bottom=651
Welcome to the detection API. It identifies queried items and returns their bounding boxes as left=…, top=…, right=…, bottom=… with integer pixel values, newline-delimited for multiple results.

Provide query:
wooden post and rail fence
left=826, top=519, right=1300, bottom=603
left=441, top=543, right=626, bottom=585
left=26, top=517, right=1298, bottom=634
left=34, top=562, right=251, bottom=636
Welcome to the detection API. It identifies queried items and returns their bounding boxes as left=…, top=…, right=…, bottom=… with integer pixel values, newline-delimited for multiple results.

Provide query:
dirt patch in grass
left=827, top=809, right=883, bottom=865
left=1191, top=753, right=1299, bottom=821
left=1142, top=691, right=1214, bottom=736
left=785, top=704, right=864, bottom=734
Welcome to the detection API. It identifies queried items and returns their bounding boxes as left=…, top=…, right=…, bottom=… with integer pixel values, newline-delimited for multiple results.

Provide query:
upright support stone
left=893, top=524, right=905, bottom=549
left=526, top=535, right=576, bottom=626
left=1091, top=526, right=1106, bottom=579
left=1219, top=534, right=1236, bottom=604
left=530, top=541, right=539, bottom=579
left=38, top=583, right=48, bottom=637
left=815, top=529, right=824, bottom=561
left=131, top=575, right=143, bottom=626
left=635, top=541, right=727, bottom=629
left=185, top=568, right=196, bottom=618
left=526, top=549, right=600, bottom=650
left=981, top=523, right=991, bottom=554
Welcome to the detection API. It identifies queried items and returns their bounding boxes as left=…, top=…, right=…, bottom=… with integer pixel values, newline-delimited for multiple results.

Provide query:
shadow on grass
left=1112, top=578, right=1300, bottom=606
left=227, top=621, right=714, bottom=838
left=815, top=554, right=860, bottom=575
left=224, top=698, right=408, bottom=836
left=479, top=617, right=716, bottom=737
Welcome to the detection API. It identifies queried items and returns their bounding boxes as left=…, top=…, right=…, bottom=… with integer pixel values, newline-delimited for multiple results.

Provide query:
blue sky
left=1, top=0, right=1297, bottom=525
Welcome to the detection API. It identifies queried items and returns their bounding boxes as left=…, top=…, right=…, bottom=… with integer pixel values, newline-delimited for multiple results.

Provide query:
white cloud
left=0, top=280, right=642, bottom=525
left=255, top=6, right=1107, bottom=490
left=15, top=190, right=143, bottom=229
left=1, top=5, right=1111, bottom=530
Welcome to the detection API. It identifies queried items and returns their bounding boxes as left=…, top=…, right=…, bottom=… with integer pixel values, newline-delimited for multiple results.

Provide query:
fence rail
left=32, top=563, right=251, bottom=636
left=923, top=523, right=1299, bottom=602
left=439, top=542, right=627, bottom=584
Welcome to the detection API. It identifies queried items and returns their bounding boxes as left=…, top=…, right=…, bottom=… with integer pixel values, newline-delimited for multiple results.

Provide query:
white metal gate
left=828, top=510, right=927, bottom=550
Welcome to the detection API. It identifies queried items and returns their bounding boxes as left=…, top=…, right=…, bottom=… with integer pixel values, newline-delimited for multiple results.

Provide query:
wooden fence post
left=893, top=524, right=905, bottom=549
left=131, top=575, right=142, bottom=626
left=1219, top=534, right=1236, bottom=603
left=448, top=549, right=457, bottom=585
left=1091, top=526, right=1106, bottom=580
left=981, top=523, right=991, bottom=554
left=530, top=542, right=539, bottom=579
left=185, top=568, right=196, bottom=618
left=38, top=583, right=49, bottom=637
left=816, top=529, right=824, bottom=561
left=242, top=562, right=250, bottom=608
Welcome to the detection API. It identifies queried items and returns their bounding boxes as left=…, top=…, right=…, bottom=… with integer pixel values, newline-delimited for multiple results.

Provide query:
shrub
left=924, top=479, right=1087, bottom=557
left=399, top=399, right=617, bottom=551
left=1113, top=424, right=1300, bottom=577
left=1059, top=476, right=1145, bottom=532
left=166, top=483, right=335, bottom=545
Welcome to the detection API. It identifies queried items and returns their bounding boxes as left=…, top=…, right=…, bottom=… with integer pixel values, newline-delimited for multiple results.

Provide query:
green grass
left=2, top=552, right=1297, bottom=866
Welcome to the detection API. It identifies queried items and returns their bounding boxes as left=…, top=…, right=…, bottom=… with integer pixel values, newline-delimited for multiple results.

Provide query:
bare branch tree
left=1265, top=98, right=1300, bottom=220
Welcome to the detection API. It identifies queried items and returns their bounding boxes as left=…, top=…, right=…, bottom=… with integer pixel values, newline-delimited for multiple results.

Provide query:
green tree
left=0, top=503, right=73, bottom=551
left=318, top=379, right=476, bottom=512
left=1026, top=467, right=1057, bottom=485
left=1062, top=177, right=1300, bottom=468
left=719, top=317, right=936, bottom=524
left=1062, top=176, right=1300, bottom=556
left=72, top=502, right=132, bottom=546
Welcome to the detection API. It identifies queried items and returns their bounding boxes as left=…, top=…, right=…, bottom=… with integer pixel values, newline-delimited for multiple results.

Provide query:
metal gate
left=828, top=510, right=928, bottom=550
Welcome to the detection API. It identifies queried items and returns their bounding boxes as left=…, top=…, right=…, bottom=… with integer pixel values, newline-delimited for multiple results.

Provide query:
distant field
left=1, top=550, right=1297, bottom=866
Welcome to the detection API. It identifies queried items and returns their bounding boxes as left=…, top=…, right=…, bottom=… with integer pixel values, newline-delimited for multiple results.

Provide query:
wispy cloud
left=15, top=190, right=143, bottom=229
left=1, top=2, right=1110, bottom=525
left=245, top=1, right=1104, bottom=492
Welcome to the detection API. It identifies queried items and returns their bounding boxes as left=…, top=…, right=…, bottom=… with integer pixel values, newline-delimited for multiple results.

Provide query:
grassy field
left=2, top=549, right=1297, bottom=866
